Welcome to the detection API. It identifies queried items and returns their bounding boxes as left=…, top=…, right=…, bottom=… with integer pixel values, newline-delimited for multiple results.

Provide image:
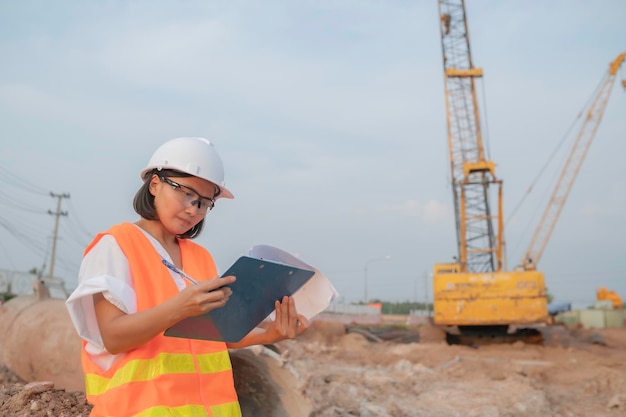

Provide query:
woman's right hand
left=175, top=275, right=236, bottom=318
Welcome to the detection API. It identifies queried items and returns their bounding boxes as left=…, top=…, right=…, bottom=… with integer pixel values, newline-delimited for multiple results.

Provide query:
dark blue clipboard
left=164, top=256, right=315, bottom=343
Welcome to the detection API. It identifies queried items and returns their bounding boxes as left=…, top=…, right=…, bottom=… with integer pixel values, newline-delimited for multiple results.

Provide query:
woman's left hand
left=265, top=296, right=309, bottom=342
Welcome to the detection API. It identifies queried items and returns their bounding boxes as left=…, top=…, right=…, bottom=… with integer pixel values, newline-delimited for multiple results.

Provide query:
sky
left=0, top=0, right=624, bottom=309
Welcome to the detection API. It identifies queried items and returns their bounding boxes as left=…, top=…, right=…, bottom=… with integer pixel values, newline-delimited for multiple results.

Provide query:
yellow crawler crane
left=433, top=0, right=624, bottom=343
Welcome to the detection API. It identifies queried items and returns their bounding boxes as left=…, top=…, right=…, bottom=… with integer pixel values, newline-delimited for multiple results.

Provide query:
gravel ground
left=2, top=321, right=626, bottom=416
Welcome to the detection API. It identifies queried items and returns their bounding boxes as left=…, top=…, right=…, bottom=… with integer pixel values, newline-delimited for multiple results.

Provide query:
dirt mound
left=0, top=381, right=92, bottom=416
left=0, top=365, right=91, bottom=416
left=296, top=319, right=346, bottom=345
left=283, top=324, right=626, bottom=417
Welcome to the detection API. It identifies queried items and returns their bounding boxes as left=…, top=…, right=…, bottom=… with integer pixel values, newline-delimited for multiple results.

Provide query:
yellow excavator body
left=433, top=264, right=549, bottom=326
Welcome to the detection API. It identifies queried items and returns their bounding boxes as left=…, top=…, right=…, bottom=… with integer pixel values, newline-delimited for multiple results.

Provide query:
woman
left=66, top=137, right=308, bottom=417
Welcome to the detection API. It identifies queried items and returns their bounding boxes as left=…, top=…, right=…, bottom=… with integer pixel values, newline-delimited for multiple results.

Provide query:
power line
left=0, top=166, right=49, bottom=195
left=0, top=215, right=49, bottom=259
left=0, top=177, right=90, bottom=280
left=0, top=168, right=93, bottom=281
left=66, top=199, right=94, bottom=241
left=60, top=221, right=91, bottom=251
left=0, top=190, right=48, bottom=214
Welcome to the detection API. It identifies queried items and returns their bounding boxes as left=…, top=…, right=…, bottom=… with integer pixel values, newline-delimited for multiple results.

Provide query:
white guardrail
left=0, top=268, right=69, bottom=299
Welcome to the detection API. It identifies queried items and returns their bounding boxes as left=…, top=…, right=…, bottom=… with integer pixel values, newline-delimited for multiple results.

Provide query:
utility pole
left=424, top=270, right=430, bottom=317
left=363, top=255, right=391, bottom=303
left=47, top=192, right=69, bottom=279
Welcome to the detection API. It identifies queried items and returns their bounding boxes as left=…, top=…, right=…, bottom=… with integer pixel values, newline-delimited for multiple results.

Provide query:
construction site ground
left=1, top=316, right=626, bottom=417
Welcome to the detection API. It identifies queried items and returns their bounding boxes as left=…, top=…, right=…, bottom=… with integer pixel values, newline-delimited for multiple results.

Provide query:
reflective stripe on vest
left=85, top=350, right=232, bottom=396
left=134, top=402, right=242, bottom=417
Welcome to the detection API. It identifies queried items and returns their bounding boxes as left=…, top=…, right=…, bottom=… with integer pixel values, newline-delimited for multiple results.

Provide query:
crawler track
left=445, top=326, right=544, bottom=346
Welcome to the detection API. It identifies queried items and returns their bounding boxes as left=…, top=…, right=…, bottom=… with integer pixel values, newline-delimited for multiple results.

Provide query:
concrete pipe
left=231, top=346, right=312, bottom=417
left=0, top=281, right=84, bottom=391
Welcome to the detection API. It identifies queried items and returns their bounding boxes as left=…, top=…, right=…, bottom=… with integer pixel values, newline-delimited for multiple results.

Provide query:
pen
left=162, top=259, right=199, bottom=285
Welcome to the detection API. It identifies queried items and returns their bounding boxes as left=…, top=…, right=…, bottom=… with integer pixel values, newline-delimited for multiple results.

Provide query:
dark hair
left=133, top=169, right=205, bottom=239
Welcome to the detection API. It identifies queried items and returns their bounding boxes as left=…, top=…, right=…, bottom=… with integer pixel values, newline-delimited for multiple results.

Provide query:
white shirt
left=65, top=225, right=187, bottom=370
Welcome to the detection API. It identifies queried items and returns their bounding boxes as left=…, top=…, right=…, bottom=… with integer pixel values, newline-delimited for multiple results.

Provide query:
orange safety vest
left=81, top=222, right=241, bottom=417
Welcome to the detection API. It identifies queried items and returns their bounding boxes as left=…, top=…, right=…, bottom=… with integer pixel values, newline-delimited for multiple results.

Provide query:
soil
left=0, top=369, right=92, bottom=416
left=2, top=318, right=626, bottom=417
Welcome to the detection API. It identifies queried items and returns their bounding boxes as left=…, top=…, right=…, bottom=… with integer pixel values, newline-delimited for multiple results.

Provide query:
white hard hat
left=140, top=137, right=234, bottom=199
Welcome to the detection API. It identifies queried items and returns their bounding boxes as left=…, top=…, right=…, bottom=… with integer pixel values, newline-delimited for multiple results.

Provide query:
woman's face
left=149, top=174, right=218, bottom=236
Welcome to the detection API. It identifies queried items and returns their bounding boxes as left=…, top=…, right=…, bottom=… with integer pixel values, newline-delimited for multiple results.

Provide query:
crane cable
left=505, top=73, right=606, bottom=228
left=505, top=71, right=610, bottom=260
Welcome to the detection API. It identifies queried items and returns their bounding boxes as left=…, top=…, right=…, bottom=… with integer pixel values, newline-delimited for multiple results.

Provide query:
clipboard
left=164, top=256, right=316, bottom=343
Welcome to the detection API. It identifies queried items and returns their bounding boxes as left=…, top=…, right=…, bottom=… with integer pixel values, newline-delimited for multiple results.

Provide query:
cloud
left=93, top=8, right=438, bottom=142
left=0, top=84, right=67, bottom=121
left=0, top=82, right=192, bottom=141
left=375, top=198, right=451, bottom=222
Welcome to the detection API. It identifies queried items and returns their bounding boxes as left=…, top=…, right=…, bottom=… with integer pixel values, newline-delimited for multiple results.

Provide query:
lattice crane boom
left=438, top=0, right=503, bottom=273
left=522, top=52, right=626, bottom=270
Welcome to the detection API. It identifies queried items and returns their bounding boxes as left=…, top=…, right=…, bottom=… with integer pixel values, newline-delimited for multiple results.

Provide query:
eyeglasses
left=159, top=176, right=215, bottom=214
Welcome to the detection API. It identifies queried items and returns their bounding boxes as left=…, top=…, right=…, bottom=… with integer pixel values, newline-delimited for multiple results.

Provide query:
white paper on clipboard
left=248, top=244, right=339, bottom=321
